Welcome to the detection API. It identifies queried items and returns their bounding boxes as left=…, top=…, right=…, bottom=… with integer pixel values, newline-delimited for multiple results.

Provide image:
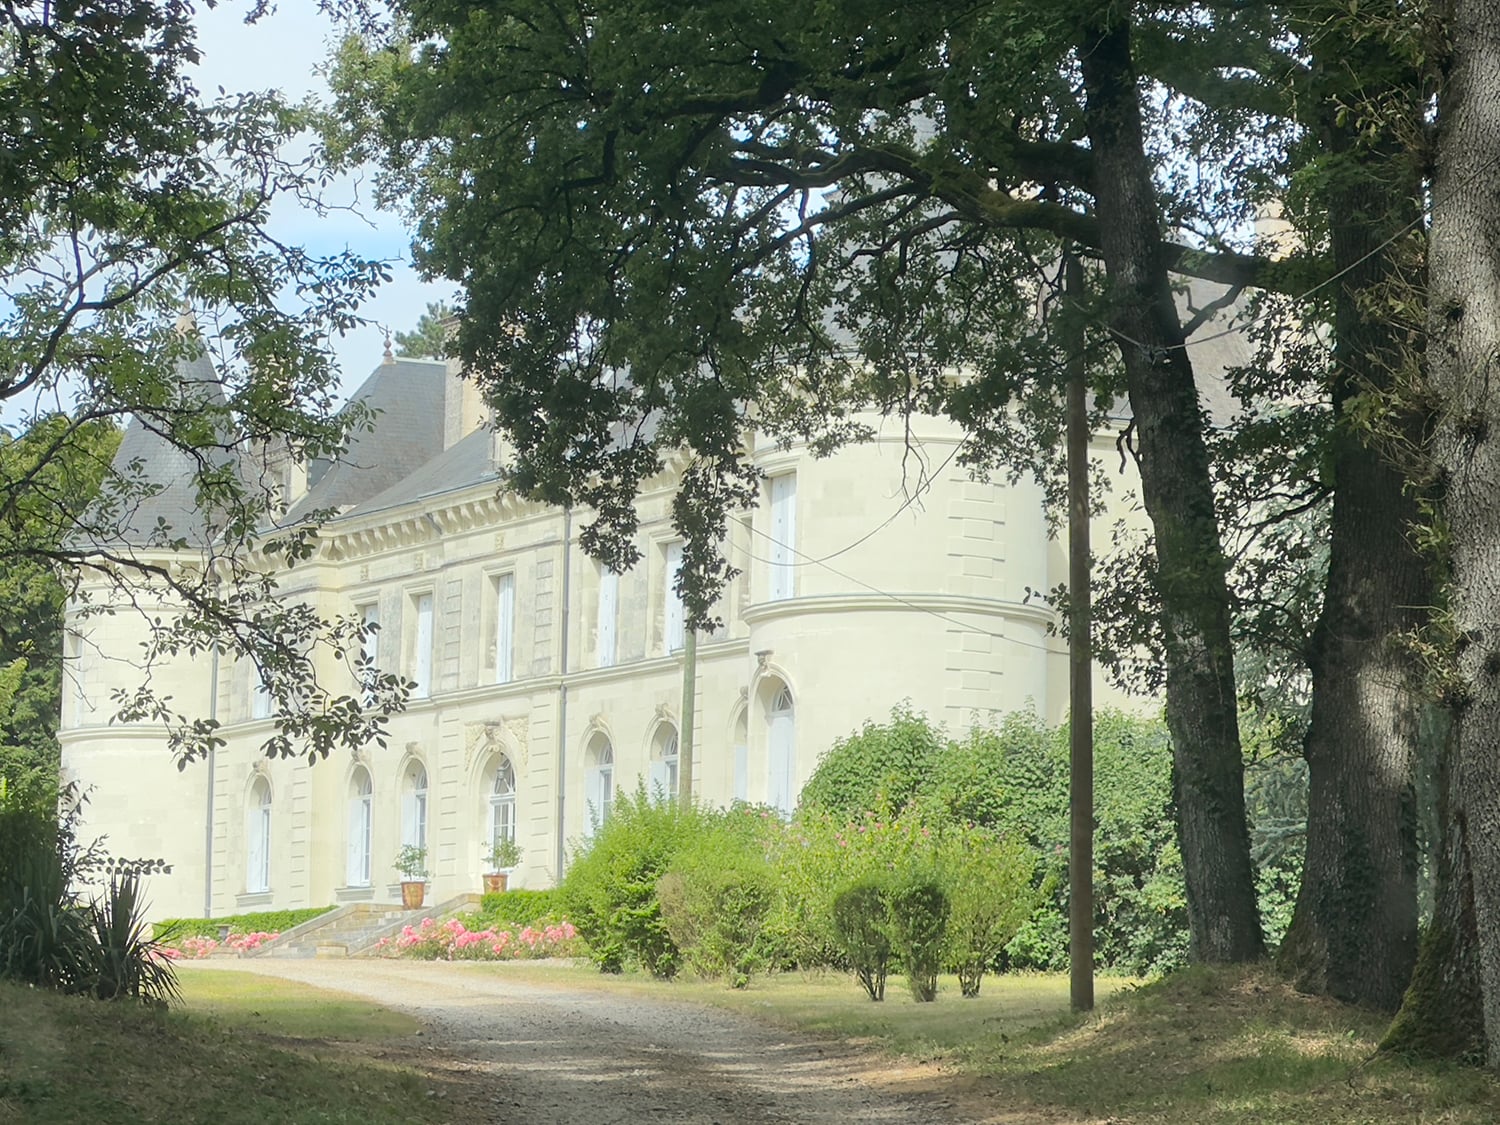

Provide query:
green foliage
left=393, top=301, right=454, bottom=359
left=657, top=811, right=777, bottom=988
left=559, top=784, right=712, bottom=976
left=888, top=877, right=949, bottom=1003
left=0, top=784, right=175, bottom=1005
left=483, top=835, right=523, bottom=872
left=473, top=889, right=561, bottom=928
left=832, top=880, right=892, bottom=1002
left=152, top=907, right=335, bottom=943
left=393, top=845, right=428, bottom=880
left=800, top=705, right=946, bottom=822
left=938, top=827, right=1040, bottom=998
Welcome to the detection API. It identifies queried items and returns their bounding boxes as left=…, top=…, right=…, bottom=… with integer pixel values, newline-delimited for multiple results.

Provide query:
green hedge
left=471, top=889, right=563, bottom=927
left=153, top=907, right=335, bottom=942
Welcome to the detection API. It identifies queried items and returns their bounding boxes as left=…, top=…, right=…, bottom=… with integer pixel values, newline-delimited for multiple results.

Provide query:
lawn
left=473, top=960, right=1500, bottom=1123
left=0, top=971, right=442, bottom=1125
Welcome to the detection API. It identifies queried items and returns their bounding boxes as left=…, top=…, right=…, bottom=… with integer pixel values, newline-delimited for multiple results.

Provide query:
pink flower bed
left=155, top=930, right=281, bottom=959
left=376, top=916, right=582, bottom=961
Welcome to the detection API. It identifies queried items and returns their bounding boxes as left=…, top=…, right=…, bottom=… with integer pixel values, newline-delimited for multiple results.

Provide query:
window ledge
left=235, top=891, right=273, bottom=909
left=335, top=885, right=375, bottom=903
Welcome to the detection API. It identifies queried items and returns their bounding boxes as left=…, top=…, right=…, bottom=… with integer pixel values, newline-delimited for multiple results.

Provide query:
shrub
left=656, top=812, right=777, bottom=987
left=473, top=889, right=564, bottom=928
left=152, top=906, right=334, bottom=944
left=559, top=784, right=713, bottom=976
left=938, top=828, right=1041, bottom=997
left=0, top=784, right=176, bottom=1005
left=888, top=876, right=948, bottom=1002
left=832, top=879, right=891, bottom=1001
left=380, top=916, right=582, bottom=960
left=800, top=705, right=946, bottom=821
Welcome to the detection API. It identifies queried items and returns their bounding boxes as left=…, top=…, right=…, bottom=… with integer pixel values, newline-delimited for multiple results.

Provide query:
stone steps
left=251, top=894, right=482, bottom=959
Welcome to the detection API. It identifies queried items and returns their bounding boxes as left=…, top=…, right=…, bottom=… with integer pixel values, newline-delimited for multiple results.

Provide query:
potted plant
left=482, top=836, right=522, bottom=894
left=395, top=844, right=429, bottom=910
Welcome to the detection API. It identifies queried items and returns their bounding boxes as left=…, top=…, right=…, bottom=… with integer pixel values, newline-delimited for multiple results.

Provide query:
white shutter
left=414, top=594, right=434, bottom=697
left=648, top=759, right=671, bottom=799
left=733, top=741, right=749, bottom=803
left=251, top=674, right=272, bottom=720
left=597, top=568, right=618, bottom=668
left=346, top=796, right=362, bottom=886
left=401, top=786, right=419, bottom=848
left=664, top=543, right=684, bottom=653
left=362, top=602, right=379, bottom=670
left=495, top=574, right=515, bottom=683
left=769, top=474, right=796, bottom=600
left=769, top=712, right=795, bottom=815
left=246, top=798, right=268, bottom=893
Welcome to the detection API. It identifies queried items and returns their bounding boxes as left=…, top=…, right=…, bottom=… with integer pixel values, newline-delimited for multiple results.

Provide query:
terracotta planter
left=400, top=880, right=426, bottom=910
left=483, top=872, right=508, bottom=895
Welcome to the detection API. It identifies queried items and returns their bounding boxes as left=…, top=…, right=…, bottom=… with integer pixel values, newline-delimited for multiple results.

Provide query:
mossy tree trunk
left=1407, top=0, right=1500, bottom=1065
left=1078, top=14, right=1263, bottom=963
left=1278, top=70, right=1427, bottom=1011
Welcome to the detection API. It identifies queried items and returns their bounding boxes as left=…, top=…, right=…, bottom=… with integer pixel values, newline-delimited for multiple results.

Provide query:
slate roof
left=344, top=423, right=498, bottom=517
left=284, top=357, right=448, bottom=523
left=99, top=346, right=234, bottom=549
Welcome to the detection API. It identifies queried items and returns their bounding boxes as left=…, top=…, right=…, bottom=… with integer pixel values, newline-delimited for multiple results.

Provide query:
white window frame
left=768, top=473, right=797, bottom=601
left=358, top=600, right=380, bottom=704
left=246, top=778, right=271, bottom=894
left=494, top=573, right=515, bottom=684
left=650, top=727, right=680, bottom=800
left=768, top=685, right=796, bottom=816
left=488, top=756, right=517, bottom=853
left=250, top=667, right=272, bottom=720
left=585, top=739, right=614, bottom=830
left=402, top=763, right=428, bottom=851
left=65, top=631, right=88, bottom=726
left=597, top=566, right=618, bottom=668
left=664, top=542, right=685, bottom=654
left=410, top=591, right=434, bottom=698
left=347, top=767, right=373, bottom=887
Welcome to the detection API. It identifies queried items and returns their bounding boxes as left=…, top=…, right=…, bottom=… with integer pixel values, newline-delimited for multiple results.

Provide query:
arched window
left=346, top=766, right=373, bottom=887
left=585, top=736, right=614, bottom=829
left=488, top=756, right=517, bottom=854
left=767, top=684, right=795, bottom=816
left=246, top=777, right=271, bottom=893
left=402, top=762, right=428, bottom=852
left=650, top=725, right=680, bottom=799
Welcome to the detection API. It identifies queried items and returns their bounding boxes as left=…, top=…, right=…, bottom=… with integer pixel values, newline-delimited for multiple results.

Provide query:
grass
left=0, top=973, right=443, bottom=1124
left=473, top=960, right=1500, bottom=1123
left=176, top=967, right=421, bottom=1040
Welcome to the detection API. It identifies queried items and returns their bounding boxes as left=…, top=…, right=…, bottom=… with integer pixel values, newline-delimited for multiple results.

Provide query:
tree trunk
left=1279, top=101, right=1426, bottom=1011
left=1078, top=17, right=1264, bottom=963
left=1418, top=0, right=1500, bottom=1065
left=1382, top=720, right=1483, bottom=1059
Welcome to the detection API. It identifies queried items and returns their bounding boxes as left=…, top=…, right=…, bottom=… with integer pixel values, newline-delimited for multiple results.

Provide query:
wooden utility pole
left=1065, top=250, right=1095, bottom=1013
left=679, top=627, right=697, bottom=800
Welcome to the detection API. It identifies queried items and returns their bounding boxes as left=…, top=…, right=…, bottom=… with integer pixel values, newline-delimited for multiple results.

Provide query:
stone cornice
left=742, top=592, right=1057, bottom=632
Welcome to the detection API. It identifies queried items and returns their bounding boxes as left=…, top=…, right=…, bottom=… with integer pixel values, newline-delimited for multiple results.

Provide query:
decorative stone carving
left=464, top=715, right=531, bottom=774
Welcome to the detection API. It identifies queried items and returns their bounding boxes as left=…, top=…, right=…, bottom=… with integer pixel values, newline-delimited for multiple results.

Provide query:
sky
left=193, top=3, right=451, bottom=398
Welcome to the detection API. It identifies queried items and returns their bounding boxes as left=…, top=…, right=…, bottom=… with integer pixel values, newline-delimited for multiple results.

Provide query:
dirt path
left=191, top=958, right=1037, bottom=1124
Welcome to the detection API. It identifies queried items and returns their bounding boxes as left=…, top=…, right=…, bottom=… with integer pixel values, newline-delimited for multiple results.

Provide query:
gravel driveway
left=195, top=958, right=1030, bottom=1124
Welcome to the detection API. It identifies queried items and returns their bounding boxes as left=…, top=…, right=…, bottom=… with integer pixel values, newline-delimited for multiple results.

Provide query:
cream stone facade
left=59, top=349, right=1158, bottom=922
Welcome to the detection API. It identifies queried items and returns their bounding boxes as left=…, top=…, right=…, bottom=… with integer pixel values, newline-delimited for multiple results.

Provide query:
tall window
left=596, top=566, right=618, bottom=668
left=65, top=632, right=87, bottom=727
left=767, top=684, right=796, bottom=816
left=650, top=726, right=680, bottom=799
left=402, top=762, right=428, bottom=851
left=359, top=601, right=380, bottom=704
left=585, top=736, right=614, bottom=829
left=346, top=767, right=373, bottom=887
left=768, top=474, right=797, bottom=601
left=411, top=592, right=434, bottom=698
left=664, top=542, right=685, bottom=653
left=494, top=573, right=515, bottom=684
left=250, top=668, right=272, bottom=720
left=246, top=777, right=271, bottom=893
left=488, top=756, right=517, bottom=853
